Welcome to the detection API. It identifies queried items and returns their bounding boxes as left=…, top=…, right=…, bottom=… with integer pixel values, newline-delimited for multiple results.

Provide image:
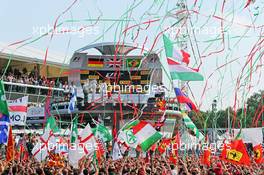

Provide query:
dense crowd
left=1, top=66, right=65, bottom=88
left=0, top=133, right=263, bottom=175
left=0, top=151, right=263, bottom=175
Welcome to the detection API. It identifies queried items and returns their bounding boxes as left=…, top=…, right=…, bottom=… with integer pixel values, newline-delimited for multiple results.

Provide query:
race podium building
left=51, top=42, right=180, bottom=133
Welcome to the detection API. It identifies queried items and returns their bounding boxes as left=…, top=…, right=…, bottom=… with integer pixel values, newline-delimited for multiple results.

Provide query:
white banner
left=234, top=128, right=263, bottom=146
left=27, top=107, right=44, bottom=117
left=8, top=96, right=28, bottom=126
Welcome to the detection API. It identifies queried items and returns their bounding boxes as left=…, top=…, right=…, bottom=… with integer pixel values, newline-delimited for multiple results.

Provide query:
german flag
left=253, top=144, right=263, bottom=164
left=87, top=58, right=104, bottom=68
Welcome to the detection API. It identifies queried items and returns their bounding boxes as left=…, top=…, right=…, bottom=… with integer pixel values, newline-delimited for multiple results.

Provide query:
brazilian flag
left=126, top=58, right=141, bottom=68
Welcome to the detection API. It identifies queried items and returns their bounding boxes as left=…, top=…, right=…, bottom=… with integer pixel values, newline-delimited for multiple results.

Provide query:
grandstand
left=0, top=42, right=69, bottom=127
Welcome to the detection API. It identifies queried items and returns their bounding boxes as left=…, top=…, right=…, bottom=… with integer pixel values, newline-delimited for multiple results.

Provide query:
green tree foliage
left=190, top=90, right=263, bottom=129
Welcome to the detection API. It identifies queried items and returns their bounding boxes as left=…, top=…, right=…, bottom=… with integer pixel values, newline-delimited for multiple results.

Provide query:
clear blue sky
left=0, top=0, right=263, bottom=111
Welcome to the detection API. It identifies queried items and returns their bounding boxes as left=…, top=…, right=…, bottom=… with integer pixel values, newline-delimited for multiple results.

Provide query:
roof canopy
left=75, top=42, right=149, bottom=55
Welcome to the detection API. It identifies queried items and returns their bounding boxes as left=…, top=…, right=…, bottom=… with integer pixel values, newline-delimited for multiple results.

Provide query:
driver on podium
left=100, top=79, right=107, bottom=103
left=83, top=79, right=90, bottom=102
left=89, top=79, right=97, bottom=103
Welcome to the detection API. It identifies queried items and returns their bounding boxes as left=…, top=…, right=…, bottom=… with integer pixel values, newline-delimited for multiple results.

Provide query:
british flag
left=105, top=57, right=122, bottom=69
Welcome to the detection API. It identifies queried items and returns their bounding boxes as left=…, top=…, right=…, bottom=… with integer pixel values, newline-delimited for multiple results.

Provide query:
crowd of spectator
left=0, top=66, right=71, bottom=101
left=1, top=66, right=66, bottom=89
left=0, top=133, right=263, bottom=175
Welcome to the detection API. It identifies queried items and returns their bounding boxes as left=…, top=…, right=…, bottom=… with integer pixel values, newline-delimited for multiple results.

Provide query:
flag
left=19, top=138, right=29, bottom=161
left=163, top=34, right=190, bottom=65
left=87, top=58, right=104, bottom=68
left=169, top=153, right=177, bottom=165
left=77, top=123, right=96, bottom=157
left=6, top=125, right=14, bottom=162
left=0, top=81, right=9, bottom=116
left=45, top=117, right=60, bottom=133
left=118, top=120, right=162, bottom=151
left=70, top=117, right=78, bottom=143
left=167, top=57, right=203, bottom=81
left=126, top=58, right=141, bottom=68
left=220, top=139, right=251, bottom=165
left=95, top=138, right=106, bottom=163
left=182, top=112, right=204, bottom=140
left=68, top=88, right=77, bottom=113
left=112, top=142, right=123, bottom=160
left=92, top=124, right=112, bottom=142
left=253, top=144, right=263, bottom=164
left=105, top=57, right=122, bottom=69
left=201, top=136, right=211, bottom=166
left=8, top=96, right=28, bottom=126
left=158, top=138, right=171, bottom=154
left=31, top=116, right=58, bottom=162
left=118, top=130, right=139, bottom=149
left=0, top=114, right=10, bottom=144
left=54, top=137, right=68, bottom=155
left=68, top=117, right=80, bottom=168
left=129, top=120, right=162, bottom=152
left=175, top=88, right=198, bottom=111
left=118, top=120, right=141, bottom=148
left=69, top=123, right=96, bottom=167
left=171, top=132, right=181, bottom=156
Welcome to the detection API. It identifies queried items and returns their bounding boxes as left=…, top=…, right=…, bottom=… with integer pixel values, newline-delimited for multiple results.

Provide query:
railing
left=3, top=81, right=64, bottom=103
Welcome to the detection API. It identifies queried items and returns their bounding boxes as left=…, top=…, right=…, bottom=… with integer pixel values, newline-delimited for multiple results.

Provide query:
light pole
left=212, top=99, right=217, bottom=143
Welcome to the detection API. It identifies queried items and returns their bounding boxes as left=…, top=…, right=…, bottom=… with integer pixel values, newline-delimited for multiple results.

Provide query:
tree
left=191, top=90, right=263, bottom=129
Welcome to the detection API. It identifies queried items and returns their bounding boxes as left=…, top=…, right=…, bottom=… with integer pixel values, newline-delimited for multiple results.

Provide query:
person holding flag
left=0, top=80, right=14, bottom=161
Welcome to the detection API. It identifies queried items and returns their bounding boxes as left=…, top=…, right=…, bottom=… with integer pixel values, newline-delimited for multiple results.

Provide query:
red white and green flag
left=121, top=120, right=162, bottom=152
left=163, top=34, right=190, bottom=65
left=163, top=34, right=204, bottom=81
left=166, top=57, right=204, bottom=81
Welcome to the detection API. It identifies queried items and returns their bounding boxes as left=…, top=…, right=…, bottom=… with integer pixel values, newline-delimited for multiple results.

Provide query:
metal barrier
left=3, top=81, right=64, bottom=103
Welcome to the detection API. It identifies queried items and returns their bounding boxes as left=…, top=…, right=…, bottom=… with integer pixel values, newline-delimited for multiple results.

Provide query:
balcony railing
left=3, top=81, right=64, bottom=103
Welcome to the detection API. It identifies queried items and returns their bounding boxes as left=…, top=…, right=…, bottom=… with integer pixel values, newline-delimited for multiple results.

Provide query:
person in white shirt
left=83, top=79, right=90, bottom=102
left=100, top=80, right=107, bottom=102
left=89, top=79, right=97, bottom=103
left=69, top=82, right=76, bottom=96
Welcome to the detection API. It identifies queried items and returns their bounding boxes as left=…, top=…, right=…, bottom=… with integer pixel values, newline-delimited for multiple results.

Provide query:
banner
left=8, top=96, right=28, bottom=126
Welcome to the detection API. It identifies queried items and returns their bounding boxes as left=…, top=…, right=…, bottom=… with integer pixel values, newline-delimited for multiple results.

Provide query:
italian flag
left=130, top=120, right=162, bottom=152
left=167, top=57, right=204, bottom=81
left=163, top=34, right=190, bottom=65
left=162, top=34, right=204, bottom=81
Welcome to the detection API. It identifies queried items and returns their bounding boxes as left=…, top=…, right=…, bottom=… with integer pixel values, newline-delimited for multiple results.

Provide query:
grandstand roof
left=0, top=42, right=69, bottom=67
left=75, top=42, right=149, bottom=55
